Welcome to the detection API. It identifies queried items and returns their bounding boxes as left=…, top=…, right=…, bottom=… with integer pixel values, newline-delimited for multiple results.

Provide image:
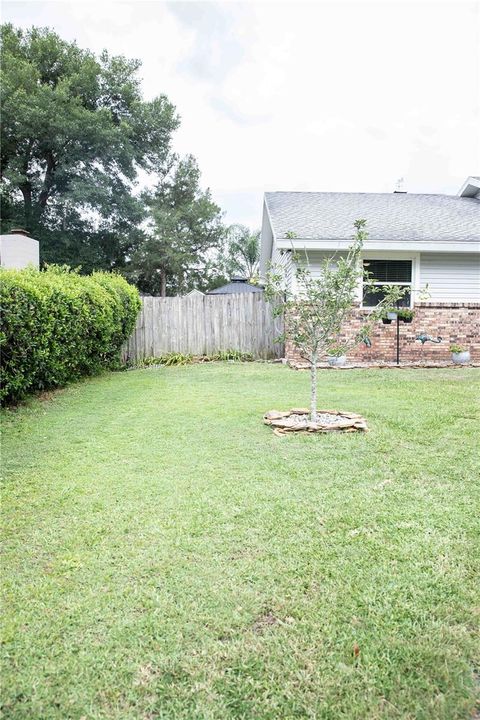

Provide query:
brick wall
left=285, top=303, right=480, bottom=364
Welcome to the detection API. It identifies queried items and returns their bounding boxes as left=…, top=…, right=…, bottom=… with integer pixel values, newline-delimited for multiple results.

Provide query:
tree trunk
left=38, top=150, right=56, bottom=209
left=160, top=268, right=167, bottom=297
left=20, top=183, right=33, bottom=230
left=310, top=352, right=318, bottom=422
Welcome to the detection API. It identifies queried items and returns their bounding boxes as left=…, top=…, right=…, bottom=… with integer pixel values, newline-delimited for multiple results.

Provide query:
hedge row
left=0, top=266, right=141, bottom=404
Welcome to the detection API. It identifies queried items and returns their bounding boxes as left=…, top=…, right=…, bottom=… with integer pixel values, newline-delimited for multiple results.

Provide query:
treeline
left=0, top=24, right=259, bottom=295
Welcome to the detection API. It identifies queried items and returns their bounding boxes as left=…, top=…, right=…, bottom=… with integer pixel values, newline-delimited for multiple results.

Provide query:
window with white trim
left=362, top=259, right=412, bottom=308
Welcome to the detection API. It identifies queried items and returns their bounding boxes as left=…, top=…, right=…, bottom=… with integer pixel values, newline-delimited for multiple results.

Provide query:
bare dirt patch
left=252, top=612, right=280, bottom=633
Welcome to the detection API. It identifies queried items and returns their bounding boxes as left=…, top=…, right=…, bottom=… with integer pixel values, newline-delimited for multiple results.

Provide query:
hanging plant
left=397, top=308, right=415, bottom=323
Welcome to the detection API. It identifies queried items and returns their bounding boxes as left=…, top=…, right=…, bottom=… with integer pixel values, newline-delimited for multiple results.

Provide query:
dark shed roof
left=207, top=277, right=263, bottom=294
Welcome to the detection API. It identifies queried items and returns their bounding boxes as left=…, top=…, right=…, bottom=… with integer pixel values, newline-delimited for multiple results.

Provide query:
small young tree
left=265, top=220, right=405, bottom=422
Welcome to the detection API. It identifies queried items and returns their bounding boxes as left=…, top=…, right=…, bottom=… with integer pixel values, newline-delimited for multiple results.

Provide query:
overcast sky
left=3, top=0, right=480, bottom=228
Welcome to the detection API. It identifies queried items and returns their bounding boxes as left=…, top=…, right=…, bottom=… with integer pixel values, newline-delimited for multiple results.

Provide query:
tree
left=0, top=24, right=179, bottom=270
left=128, top=155, right=225, bottom=296
left=226, top=225, right=260, bottom=281
left=265, top=220, right=405, bottom=422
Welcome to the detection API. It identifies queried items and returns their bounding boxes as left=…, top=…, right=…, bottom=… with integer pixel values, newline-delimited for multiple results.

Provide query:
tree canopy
left=224, top=224, right=260, bottom=282
left=0, top=24, right=179, bottom=271
left=128, top=155, right=225, bottom=296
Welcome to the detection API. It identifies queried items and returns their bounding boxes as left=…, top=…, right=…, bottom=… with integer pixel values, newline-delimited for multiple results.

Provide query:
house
left=0, top=228, right=39, bottom=269
left=260, top=176, right=480, bottom=362
left=207, top=277, right=263, bottom=294
left=185, top=288, right=205, bottom=297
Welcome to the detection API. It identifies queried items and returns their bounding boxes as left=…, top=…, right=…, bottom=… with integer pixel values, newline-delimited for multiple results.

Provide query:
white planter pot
left=327, top=355, right=347, bottom=367
left=451, top=351, right=470, bottom=365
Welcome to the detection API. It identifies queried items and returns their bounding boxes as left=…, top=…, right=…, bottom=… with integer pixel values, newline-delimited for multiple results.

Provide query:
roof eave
left=276, top=238, right=480, bottom=253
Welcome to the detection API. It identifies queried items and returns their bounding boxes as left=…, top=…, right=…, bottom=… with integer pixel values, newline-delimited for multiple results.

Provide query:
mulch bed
left=264, top=408, right=368, bottom=435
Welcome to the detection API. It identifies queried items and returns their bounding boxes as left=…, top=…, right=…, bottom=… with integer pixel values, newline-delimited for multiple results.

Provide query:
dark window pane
left=363, top=285, right=411, bottom=307
left=364, top=259, right=412, bottom=282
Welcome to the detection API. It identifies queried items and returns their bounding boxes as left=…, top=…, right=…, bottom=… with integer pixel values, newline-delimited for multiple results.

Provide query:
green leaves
left=265, top=220, right=407, bottom=362
left=0, top=267, right=140, bottom=403
left=129, top=155, right=225, bottom=296
left=0, top=23, right=179, bottom=270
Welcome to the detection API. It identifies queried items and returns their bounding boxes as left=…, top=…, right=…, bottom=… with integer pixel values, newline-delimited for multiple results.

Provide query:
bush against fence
left=0, top=267, right=140, bottom=403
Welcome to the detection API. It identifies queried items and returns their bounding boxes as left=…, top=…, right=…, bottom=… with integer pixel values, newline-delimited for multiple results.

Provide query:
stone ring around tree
left=264, top=409, right=368, bottom=435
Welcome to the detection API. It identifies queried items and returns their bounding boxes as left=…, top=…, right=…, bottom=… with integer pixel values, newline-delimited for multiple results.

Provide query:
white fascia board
left=457, top=176, right=480, bottom=197
left=259, top=198, right=275, bottom=277
left=276, top=238, right=480, bottom=253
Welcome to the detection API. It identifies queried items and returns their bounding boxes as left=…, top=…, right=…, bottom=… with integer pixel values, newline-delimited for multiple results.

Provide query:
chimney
left=394, top=177, right=407, bottom=193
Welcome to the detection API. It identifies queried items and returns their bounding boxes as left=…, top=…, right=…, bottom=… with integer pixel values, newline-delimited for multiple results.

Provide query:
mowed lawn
left=1, top=364, right=480, bottom=720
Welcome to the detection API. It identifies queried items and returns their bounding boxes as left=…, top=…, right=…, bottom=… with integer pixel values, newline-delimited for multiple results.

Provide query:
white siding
left=420, top=253, right=480, bottom=302
left=272, top=245, right=294, bottom=291
left=274, top=248, right=480, bottom=303
left=298, top=250, right=346, bottom=278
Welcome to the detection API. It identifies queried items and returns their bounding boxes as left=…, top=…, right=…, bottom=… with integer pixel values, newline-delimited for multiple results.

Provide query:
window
left=362, top=259, right=412, bottom=307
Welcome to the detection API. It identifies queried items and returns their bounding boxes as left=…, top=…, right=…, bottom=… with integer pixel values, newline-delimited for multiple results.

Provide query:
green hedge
left=0, top=266, right=141, bottom=404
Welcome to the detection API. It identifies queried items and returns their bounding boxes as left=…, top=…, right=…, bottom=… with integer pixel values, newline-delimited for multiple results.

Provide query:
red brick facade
left=285, top=303, right=480, bottom=364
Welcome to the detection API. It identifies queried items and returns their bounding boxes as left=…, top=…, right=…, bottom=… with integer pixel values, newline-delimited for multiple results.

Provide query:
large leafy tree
left=128, top=155, right=225, bottom=296
left=0, top=24, right=179, bottom=270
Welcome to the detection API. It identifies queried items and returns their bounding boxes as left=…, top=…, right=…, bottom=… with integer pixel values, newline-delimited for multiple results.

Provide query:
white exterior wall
left=295, top=250, right=480, bottom=304
left=271, top=245, right=294, bottom=291
left=0, top=234, right=40, bottom=269
left=419, top=252, right=480, bottom=302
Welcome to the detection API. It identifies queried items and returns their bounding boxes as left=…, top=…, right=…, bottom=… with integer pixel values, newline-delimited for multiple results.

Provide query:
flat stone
left=264, top=409, right=368, bottom=434
left=264, top=410, right=291, bottom=421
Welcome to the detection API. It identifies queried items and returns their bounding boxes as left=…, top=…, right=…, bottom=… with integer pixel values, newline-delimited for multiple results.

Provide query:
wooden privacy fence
left=122, top=293, right=284, bottom=361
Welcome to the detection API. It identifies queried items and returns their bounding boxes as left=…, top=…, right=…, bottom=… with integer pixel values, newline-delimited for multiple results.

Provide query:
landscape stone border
left=288, top=361, right=479, bottom=370
left=264, top=408, right=368, bottom=435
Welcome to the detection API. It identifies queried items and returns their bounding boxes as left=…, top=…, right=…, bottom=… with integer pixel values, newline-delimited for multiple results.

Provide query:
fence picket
left=122, top=293, right=284, bottom=362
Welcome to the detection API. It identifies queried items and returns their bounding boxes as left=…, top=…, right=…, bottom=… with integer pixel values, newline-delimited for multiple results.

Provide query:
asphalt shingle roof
left=208, top=280, right=263, bottom=294
left=265, top=192, right=480, bottom=243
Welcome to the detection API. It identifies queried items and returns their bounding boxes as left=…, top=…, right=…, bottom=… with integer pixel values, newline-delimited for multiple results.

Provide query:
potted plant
left=397, top=308, right=414, bottom=324
left=450, top=344, right=471, bottom=365
left=327, top=346, right=347, bottom=367
left=381, top=310, right=398, bottom=325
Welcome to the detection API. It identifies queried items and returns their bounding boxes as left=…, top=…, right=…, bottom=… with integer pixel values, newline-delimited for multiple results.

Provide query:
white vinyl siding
left=272, top=245, right=294, bottom=292
left=296, top=250, right=346, bottom=276
left=420, top=253, right=480, bottom=302
left=282, top=249, right=480, bottom=303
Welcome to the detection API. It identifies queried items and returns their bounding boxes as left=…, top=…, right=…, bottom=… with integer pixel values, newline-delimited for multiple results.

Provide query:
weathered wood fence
left=122, top=294, right=284, bottom=362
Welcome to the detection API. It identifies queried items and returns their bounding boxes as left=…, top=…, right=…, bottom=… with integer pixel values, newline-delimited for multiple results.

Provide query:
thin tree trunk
left=160, top=268, right=167, bottom=297
left=310, top=352, right=318, bottom=422
left=38, top=150, right=56, bottom=208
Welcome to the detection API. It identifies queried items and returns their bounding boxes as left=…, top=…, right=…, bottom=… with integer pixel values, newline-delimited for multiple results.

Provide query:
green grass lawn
left=2, top=364, right=480, bottom=720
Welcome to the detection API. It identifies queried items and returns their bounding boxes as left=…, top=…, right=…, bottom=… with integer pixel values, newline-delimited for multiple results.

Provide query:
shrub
left=0, top=266, right=140, bottom=403
left=450, top=344, right=467, bottom=354
left=130, top=350, right=255, bottom=369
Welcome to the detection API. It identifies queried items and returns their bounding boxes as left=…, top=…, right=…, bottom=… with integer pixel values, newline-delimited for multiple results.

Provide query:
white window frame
left=360, top=252, right=420, bottom=309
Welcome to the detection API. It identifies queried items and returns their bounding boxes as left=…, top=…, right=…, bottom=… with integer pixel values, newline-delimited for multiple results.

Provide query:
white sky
left=2, top=0, right=480, bottom=228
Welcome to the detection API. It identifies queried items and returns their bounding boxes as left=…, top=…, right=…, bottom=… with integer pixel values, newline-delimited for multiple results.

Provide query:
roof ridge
left=264, top=191, right=455, bottom=197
